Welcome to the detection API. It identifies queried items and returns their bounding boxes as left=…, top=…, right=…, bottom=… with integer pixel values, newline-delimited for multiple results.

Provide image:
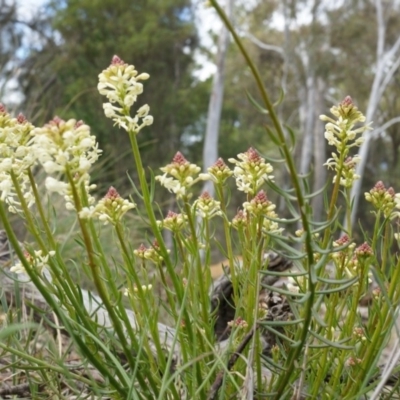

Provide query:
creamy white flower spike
left=98, top=55, right=153, bottom=134
left=31, top=117, right=101, bottom=211
left=0, top=107, right=38, bottom=213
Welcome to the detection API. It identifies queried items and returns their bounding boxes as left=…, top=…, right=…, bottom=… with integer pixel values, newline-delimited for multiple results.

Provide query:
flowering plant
left=1, top=7, right=400, bottom=400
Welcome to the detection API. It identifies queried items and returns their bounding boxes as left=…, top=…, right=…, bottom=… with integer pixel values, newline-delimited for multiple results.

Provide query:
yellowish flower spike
left=320, top=96, right=370, bottom=188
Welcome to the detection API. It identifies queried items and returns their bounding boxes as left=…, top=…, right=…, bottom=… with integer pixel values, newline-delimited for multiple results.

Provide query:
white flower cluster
left=10, top=250, right=56, bottom=275
left=98, top=55, right=153, bottom=133
left=0, top=108, right=37, bottom=212
left=228, top=147, right=274, bottom=195
left=31, top=117, right=101, bottom=210
left=324, top=155, right=361, bottom=188
left=322, top=119, right=365, bottom=150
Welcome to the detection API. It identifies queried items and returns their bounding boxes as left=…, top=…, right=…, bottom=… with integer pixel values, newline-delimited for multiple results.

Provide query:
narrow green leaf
left=0, top=323, right=38, bottom=340
left=316, top=276, right=358, bottom=294
left=309, top=330, right=353, bottom=350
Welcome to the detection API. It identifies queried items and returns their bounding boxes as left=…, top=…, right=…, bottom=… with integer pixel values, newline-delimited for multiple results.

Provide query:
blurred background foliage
left=1, top=0, right=400, bottom=249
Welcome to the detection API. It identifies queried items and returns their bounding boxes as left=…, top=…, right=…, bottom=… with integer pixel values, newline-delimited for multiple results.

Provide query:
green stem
left=215, top=183, right=237, bottom=294
left=114, top=222, right=168, bottom=378
left=11, top=171, right=89, bottom=325
left=10, top=171, right=46, bottom=251
left=64, top=169, right=147, bottom=384
left=127, top=131, right=183, bottom=310
left=184, top=201, right=210, bottom=333
left=127, top=132, right=205, bottom=390
left=346, top=255, right=400, bottom=396
left=322, top=152, right=346, bottom=247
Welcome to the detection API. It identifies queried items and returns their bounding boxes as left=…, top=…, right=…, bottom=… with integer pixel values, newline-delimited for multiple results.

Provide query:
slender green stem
left=10, top=171, right=46, bottom=251
left=127, top=131, right=208, bottom=389
left=184, top=201, right=209, bottom=334
left=371, top=210, right=382, bottom=251
left=215, top=183, right=237, bottom=292
left=114, top=222, right=168, bottom=380
left=127, top=131, right=183, bottom=308
left=346, top=255, right=400, bottom=395
left=11, top=171, right=90, bottom=326
left=64, top=169, right=149, bottom=387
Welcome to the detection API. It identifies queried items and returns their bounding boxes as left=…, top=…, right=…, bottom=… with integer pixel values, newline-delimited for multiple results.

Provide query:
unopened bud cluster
left=242, top=190, right=282, bottom=235
left=193, top=191, right=222, bottom=219
left=227, top=317, right=248, bottom=329
left=134, top=241, right=168, bottom=264
left=199, top=157, right=233, bottom=185
left=332, top=234, right=356, bottom=261
left=228, top=147, right=274, bottom=195
left=80, top=186, right=136, bottom=225
left=156, top=152, right=202, bottom=199
left=231, top=209, right=247, bottom=230
left=365, top=181, right=396, bottom=217
left=332, top=235, right=373, bottom=279
left=157, top=210, right=187, bottom=232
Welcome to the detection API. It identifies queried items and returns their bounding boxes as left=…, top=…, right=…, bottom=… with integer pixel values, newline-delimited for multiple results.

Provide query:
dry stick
left=294, top=343, right=309, bottom=400
left=0, top=383, right=34, bottom=397
left=207, top=326, right=256, bottom=400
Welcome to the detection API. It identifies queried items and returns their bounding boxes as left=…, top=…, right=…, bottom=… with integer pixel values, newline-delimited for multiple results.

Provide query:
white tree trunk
left=202, top=0, right=232, bottom=197
left=299, top=72, right=316, bottom=175
left=311, top=77, right=326, bottom=222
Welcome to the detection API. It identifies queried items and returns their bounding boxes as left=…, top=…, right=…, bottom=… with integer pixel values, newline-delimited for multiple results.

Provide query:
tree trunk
left=202, top=0, right=232, bottom=197
left=311, top=77, right=326, bottom=222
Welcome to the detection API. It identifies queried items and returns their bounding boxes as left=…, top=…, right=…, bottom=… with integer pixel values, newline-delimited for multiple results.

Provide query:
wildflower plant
left=1, top=3, right=400, bottom=400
